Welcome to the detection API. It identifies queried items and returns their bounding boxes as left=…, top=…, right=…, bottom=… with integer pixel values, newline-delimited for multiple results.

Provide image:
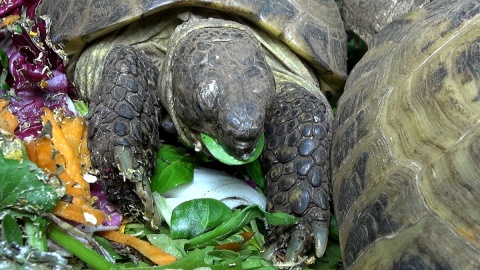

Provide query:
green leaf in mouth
left=200, top=133, right=264, bottom=165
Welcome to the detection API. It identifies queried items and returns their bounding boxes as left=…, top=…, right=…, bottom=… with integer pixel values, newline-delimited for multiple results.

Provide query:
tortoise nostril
left=226, top=112, right=242, bottom=129
left=224, top=103, right=264, bottom=131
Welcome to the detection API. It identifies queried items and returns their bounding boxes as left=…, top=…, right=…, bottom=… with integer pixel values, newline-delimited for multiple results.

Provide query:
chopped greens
left=0, top=48, right=7, bottom=69
left=156, top=167, right=267, bottom=226
left=0, top=49, right=8, bottom=90
left=186, top=204, right=299, bottom=249
left=146, top=234, right=188, bottom=260
left=0, top=133, right=66, bottom=266
left=244, top=158, right=266, bottom=189
left=48, top=224, right=115, bottom=270
left=73, top=99, right=89, bottom=117
left=1, top=214, right=23, bottom=245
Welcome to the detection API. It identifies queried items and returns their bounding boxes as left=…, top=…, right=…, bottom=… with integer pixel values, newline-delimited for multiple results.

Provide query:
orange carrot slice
left=215, top=231, right=255, bottom=251
left=24, top=108, right=106, bottom=226
left=0, top=99, right=19, bottom=133
left=98, top=230, right=177, bottom=266
left=42, top=108, right=90, bottom=195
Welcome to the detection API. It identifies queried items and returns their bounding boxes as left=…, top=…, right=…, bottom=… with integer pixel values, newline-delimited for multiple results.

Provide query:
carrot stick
left=41, top=108, right=89, bottom=195
left=98, top=230, right=177, bottom=266
left=23, top=108, right=105, bottom=226
left=60, top=116, right=85, bottom=158
left=51, top=201, right=88, bottom=224
left=0, top=99, right=7, bottom=109
left=51, top=200, right=106, bottom=226
left=35, top=136, right=57, bottom=174
left=36, top=108, right=105, bottom=226
left=1, top=15, right=20, bottom=28
left=57, top=170, right=85, bottom=197
left=24, top=138, right=38, bottom=164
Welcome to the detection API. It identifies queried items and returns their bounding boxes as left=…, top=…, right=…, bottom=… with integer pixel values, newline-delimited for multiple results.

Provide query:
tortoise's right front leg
left=262, top=82, right=333, bottom=263
left=86, top=45, right=162, bottom=227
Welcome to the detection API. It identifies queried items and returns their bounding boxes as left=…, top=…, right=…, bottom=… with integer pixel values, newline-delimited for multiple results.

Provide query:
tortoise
left=332, top=0, right=480, bottom=268
left=37, top=0, right=347, bottom=262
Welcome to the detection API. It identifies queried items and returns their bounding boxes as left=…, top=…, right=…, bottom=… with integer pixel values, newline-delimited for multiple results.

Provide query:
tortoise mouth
left=233, top=140, right=257, bottom=160
left=219, top=134, right=260, bottom=161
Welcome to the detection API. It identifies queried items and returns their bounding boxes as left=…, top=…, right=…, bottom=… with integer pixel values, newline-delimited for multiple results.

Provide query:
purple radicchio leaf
left=90, top=182, right=123, bottom=227
left=0, top=0, right=24, bottom=18
left=0, top=0, right=39, bottom=19
left=1, top=7, right=76, bottom=139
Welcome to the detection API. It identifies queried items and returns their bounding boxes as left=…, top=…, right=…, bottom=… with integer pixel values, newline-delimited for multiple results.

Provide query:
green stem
left=47, top=224, right=115, bottom=270
left=249, top=220, right=264, bottom=249
left=25, top=219, right=48, bottom=252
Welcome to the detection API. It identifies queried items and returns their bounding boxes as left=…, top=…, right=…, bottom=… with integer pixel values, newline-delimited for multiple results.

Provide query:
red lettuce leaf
left=0, top=3, right=77, bottom=139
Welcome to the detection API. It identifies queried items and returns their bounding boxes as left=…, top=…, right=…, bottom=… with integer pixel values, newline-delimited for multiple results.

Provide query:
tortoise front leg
left=262, top=82, right=333, bottom=262
left=86, top=45, right=162, bottom=228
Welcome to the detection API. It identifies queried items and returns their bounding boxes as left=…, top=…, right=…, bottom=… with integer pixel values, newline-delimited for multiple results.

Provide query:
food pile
left=0, top=1, right=342, bottom=269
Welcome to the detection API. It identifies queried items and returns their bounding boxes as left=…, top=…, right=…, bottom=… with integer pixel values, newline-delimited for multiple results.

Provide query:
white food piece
left=157, top=167, right=267, bottom=226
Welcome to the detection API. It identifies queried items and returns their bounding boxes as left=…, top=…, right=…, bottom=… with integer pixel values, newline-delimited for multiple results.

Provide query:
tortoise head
left=171, top=24, right=275, bottom=160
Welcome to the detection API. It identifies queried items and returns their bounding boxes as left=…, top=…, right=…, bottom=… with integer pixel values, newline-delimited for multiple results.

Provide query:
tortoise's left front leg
left=86, top=45, right=162, bottom=228
left=262, top=82, right=333, bottom=262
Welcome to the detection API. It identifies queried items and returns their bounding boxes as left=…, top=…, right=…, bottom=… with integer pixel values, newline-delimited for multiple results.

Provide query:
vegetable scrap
left=0, top=0, right=76, bottom=139
left=0, top=130, right=61, bottom=214
left=24, top=108, right=105, bottom=226
left=0, top=14, right=20, bottom=28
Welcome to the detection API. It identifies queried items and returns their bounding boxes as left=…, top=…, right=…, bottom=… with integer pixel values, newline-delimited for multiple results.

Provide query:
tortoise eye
left=195, top=79, right=220, bottom=116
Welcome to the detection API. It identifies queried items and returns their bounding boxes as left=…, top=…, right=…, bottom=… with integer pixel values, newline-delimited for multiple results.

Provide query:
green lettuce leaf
left=201, top=133, right=264, bottom=165
left=0, top=136, right=62, bottom=214
left=185, top=203, right=299, bottom=248
left=151, top=144, right=197, bottom=193
left=171, top=198, right=234, bottom=239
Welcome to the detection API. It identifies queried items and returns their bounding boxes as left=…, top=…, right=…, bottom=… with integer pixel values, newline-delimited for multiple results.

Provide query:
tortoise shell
left=37, top=0, right=347, bottom=95
left=332, top=0, right=480, bottom=268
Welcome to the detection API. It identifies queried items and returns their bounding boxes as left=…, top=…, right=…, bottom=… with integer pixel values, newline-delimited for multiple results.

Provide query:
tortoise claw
left=262, top=243, right=277, bottom=261
left=283, top=220, right=329, bottom=262
left=114, top=146, right=135, bottom=180
left=114, top=146, right=161, bottom=228
left=285, top=229, right=307, bottom=262
left=313, top=220, right=329, bottom=258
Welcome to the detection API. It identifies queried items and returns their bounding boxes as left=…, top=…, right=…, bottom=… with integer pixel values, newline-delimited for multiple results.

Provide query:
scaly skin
left=262, top=83, right=333, bottom=261
left=86, top=45, right=162, bottom=227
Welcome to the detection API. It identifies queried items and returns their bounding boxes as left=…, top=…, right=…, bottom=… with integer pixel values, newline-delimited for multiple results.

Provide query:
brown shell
left=37, top=0, right=347, bottom=94
left=332, top=0, right=480, bottom=269
left=338, top=0, right=433, bottom=46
